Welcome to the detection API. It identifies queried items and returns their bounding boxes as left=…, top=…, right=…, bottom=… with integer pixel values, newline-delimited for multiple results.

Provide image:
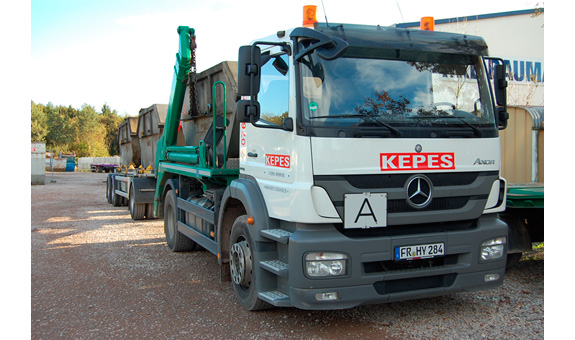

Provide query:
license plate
left=395, top=243, right=445, bottom=261
left=344, top=193, right=387, bottom=229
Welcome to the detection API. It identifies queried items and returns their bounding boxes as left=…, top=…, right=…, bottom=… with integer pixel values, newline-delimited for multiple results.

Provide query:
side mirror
left=272, top=56, right=289, bottom=76
left=496, top=108, right=509, bottom=130
left=493, top=64, right=508, bottom=130
left=282, top=117, right=294, bottom=131
left=237, top=45, right=261, bottom=97
left=494, top=64, right=508, bottom=107
left=236, top=100, right=260, bottom=123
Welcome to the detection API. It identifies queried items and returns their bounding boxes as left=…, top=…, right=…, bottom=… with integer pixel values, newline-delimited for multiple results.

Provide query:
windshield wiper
left=310, top=114, right=403, bottom=137
left=410, top=114, right=484, bottom=137
left=456, top=118, right=483, bottom=137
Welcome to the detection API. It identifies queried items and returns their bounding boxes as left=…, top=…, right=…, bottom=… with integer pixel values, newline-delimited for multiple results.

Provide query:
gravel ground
left=31, top=172, right=544, bottom=339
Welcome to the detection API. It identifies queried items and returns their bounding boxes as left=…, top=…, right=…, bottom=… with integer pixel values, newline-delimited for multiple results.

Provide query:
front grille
left=336, top=219, right=476, bottom=238
left=387, top=196, right=472, bottom=213
left=373, top=274, right=457, bottom=295
left=364, top=254, right=459, bottom=273
left=342, top=171, right=484, bottom=189
left=314, top=171, right=497, bottom=235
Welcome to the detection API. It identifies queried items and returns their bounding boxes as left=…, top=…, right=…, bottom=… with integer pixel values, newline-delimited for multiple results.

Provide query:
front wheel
left=229, top=215, right=270, bottom=311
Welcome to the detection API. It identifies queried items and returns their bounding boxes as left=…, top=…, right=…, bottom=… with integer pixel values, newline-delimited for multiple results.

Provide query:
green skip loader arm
left=153, top=26, right=239, bottom=218
left=153, top=26, right=194, bottom=217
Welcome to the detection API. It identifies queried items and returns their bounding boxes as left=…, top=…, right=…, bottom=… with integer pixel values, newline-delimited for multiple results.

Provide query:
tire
left=106, top=175, right=113, bottom=204
left=229, top=215, right=270, bottom=311
left=129, top=186, right=146, bottom=220
left=506, top=253, right=522, bottom=269
left=145, top=203, right=155, bottom=220
left=164, top=189, right=198, bottom=252
left=111, top=177, right=122, bottom=207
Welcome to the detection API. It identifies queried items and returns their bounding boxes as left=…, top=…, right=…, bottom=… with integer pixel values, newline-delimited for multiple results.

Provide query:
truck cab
left=229, top=23, right=509, bottom=309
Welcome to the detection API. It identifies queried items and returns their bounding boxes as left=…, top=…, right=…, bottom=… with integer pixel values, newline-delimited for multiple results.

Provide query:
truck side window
left=258, top=54, right=289, bottom=126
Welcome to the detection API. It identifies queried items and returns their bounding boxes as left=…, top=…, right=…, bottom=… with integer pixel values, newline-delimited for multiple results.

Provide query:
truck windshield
left=298, top=50, right=497, bottom=138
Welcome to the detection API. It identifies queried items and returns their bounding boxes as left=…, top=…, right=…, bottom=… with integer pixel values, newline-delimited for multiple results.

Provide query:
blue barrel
left=66, top=161, right=75, bottom=172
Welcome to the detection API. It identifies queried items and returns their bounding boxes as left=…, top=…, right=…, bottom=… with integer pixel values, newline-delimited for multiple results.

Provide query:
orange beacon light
left=303, top=5, right=318, bottom=27
left=420, top=16, right=435, bottom=31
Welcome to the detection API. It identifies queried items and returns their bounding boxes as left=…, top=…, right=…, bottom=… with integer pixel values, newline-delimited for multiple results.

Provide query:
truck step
left=258, top=291, right=291, bottom=307
left=260, top=260, right=289, bottom=277
left=260, top=229, right=292, bottom=244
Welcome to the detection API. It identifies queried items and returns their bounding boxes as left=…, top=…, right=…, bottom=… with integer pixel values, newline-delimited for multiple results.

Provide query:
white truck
left=150, top=12, right=511, bottom=310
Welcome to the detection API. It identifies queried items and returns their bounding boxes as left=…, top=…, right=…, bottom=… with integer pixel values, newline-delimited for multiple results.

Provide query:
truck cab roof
left=256, top=23, right=489, bottom=58
left=313, top=22, right=489, bottom=57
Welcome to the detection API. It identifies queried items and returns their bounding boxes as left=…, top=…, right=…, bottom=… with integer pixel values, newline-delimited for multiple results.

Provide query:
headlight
left=480, top=237, right=506, bottom=261
left=305, top=252, right=348, bottom=277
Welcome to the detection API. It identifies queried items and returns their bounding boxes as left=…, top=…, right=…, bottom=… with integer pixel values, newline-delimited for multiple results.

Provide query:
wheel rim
left=230, top=239, right=253, bottom=288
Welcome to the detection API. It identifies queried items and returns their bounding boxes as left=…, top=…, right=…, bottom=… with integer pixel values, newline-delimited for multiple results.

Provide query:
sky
left=29, top=0, right=542, bottom=116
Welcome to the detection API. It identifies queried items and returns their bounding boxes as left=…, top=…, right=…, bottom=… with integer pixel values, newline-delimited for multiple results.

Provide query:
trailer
left=499, top=106, right=544, bottom=267
left=106, top=117, right=138, bottom=205
left=137, top=104, right=171, bottom=169
left=106, top=106, right=169, bottom=218
left=143, top=7, right=512, bottom=310
left=119, top=116, right=141, bottom=167
left=91, top=163, right=118, bottom=173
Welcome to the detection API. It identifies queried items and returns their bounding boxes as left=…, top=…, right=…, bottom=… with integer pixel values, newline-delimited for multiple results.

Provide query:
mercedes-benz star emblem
left=415, top=144, right=422, bottom=153
left=406, top=175, right=433, bottom=209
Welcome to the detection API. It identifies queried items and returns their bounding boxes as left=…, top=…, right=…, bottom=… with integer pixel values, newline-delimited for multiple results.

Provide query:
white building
left=398, top=9, right=544, bottom=106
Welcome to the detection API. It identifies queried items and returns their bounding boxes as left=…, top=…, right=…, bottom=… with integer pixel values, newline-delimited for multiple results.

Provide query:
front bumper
left=284, top=214, right=507, bottom=310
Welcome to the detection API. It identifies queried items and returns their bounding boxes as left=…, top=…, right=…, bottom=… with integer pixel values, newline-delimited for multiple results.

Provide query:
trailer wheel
left=106, top=175, right=113, bottom=204
left=164, top=189, right=197, bottom=252
left=129, top=186, right=146, bottom=220
left=229, top=215, right=270, bottom=311
left=111, top=177, right=122, bottom=207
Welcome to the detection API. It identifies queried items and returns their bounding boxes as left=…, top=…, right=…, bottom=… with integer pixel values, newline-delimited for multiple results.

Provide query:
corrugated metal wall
left=500, top=106, right=544, bottom=184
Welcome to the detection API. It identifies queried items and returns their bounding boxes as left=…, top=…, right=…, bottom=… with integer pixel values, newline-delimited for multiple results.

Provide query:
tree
left=355, top=90, right=411, bottom=116
left=261, top=112, right=289, bottom=127
left=31, top=101, right=48, bottom=141
left=45, top=104, right=77, bottom=152
left=71, top=104, right=108, bottom=157
left=30, top=101, right=124, bottom=157
left=99, top=103, right=123, bottom=156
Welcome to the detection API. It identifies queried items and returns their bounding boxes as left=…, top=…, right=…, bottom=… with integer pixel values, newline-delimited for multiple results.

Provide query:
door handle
left=248, top=152, right=258, bottom=158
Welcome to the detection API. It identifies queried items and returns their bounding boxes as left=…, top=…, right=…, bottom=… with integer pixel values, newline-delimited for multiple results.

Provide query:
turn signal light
left=303, top=5, right=318, bottom=28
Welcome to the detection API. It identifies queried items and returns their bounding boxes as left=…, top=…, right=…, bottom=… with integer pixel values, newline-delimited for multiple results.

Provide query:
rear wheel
left=111, top=177, right=122, bottom=207
left=106, top=175, right=113, bottom=204
left=164, top=189, right=197, bottom=252
left=145, top=203, right=155, bottom=219
left=229, top=215, right=270, bottom=311
left=129, top=186, right=146, bottom=220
